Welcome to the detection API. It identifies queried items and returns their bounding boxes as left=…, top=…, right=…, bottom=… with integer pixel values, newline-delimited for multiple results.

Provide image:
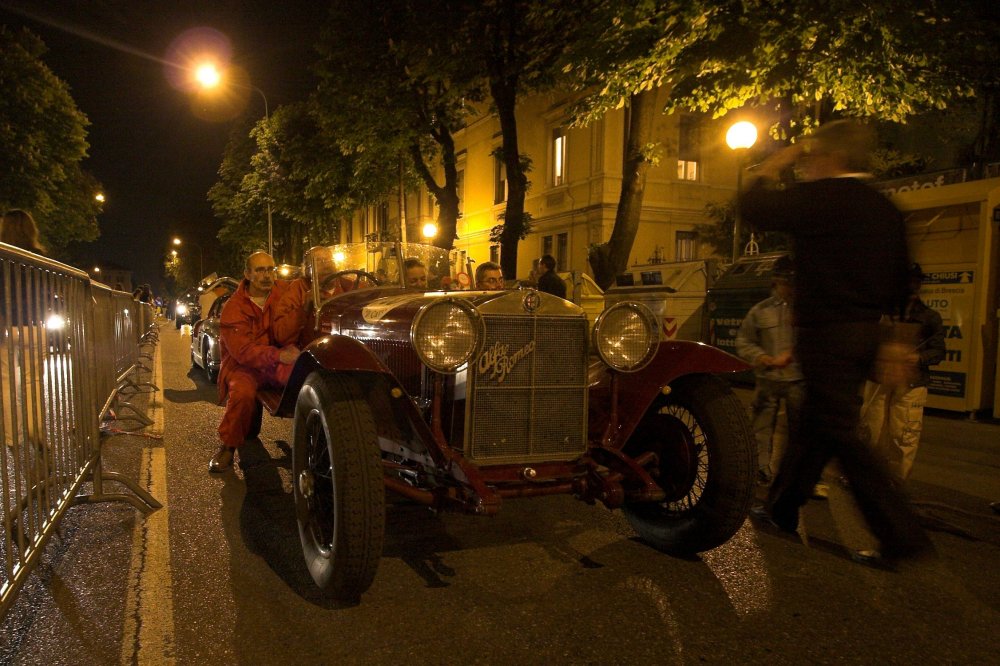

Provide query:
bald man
left=211, top=251, right=300, bottom=472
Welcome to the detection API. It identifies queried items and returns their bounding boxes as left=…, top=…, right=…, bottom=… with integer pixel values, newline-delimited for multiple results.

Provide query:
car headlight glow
left=176, top=304, right=188, bottom=316
left=592, top=302, right=658, bottom=372
left=411, top=299, right=483, bottom=373
left=46, top=313, right=66, bottom=331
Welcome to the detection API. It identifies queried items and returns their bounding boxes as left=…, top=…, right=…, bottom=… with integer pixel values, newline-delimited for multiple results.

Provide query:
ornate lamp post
left=726, top=120, right=758, bottom=262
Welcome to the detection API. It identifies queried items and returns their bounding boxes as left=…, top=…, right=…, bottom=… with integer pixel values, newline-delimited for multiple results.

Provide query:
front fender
left=274, top=334, right=398, bottom=417
left=590, top=340, right=749, bottom=449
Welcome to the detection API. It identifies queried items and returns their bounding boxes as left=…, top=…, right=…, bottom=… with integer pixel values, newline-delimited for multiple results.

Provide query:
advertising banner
left=921, top=265, right=977, bottom=410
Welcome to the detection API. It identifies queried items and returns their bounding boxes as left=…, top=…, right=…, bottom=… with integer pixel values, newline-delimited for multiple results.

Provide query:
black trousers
left=767, top=321, right=930, bottom=557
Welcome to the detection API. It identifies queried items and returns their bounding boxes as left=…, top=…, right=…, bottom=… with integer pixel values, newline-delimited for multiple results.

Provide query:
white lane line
left=122, top=335, right=176, bottom=664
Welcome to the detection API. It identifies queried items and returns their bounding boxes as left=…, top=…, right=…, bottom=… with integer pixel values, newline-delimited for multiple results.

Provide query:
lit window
left=677, top=114, right=700, bottom=182
left=677, top=160, right=698, bottom=181
left=494, top=154, right=507, bottom=205
left=676, top=230, right=698, bottom=261
left=552, top=128, right=567, bottom=186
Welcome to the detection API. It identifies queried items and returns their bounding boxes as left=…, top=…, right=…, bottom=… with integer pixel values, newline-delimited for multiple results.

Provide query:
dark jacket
left=740, top=177, right=910, bottom=327
left=537, top=270, right=566, bottom=299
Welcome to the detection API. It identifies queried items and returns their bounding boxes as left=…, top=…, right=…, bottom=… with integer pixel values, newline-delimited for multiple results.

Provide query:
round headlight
left=593, top=302, right=658, bottom=372
left=411, top=299, right=483, bottom=373
left=176, top=304, right=188, bottom=316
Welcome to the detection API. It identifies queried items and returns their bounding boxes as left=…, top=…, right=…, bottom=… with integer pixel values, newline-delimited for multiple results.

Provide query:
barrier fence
left=0, top=242, right=160, bottom=618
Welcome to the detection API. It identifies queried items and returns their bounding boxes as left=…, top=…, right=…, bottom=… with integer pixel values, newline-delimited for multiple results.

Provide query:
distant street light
left=726, top=120, right=758, bottom=262
left=421, top=222, right=438, bottom=240
left=92, top=266, right=101, bottom=274
left=193, top=61, right=273, bottom=258
left=95, top=193, right=106, bottom=203
left=173, top=237, right=204, bottom=279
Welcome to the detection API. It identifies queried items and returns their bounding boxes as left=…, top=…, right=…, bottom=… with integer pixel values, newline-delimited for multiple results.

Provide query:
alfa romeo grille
left=465, top=315, right=588, bottom=463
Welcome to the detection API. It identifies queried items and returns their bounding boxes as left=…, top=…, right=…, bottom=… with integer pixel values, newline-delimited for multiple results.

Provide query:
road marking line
left=122, top=336, right=176, bottom=664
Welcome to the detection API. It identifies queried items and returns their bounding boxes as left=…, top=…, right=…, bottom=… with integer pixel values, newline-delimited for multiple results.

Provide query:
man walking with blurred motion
left=211, top=251, right=299, bottom=472
left=739, top=120, right=931, bottom=563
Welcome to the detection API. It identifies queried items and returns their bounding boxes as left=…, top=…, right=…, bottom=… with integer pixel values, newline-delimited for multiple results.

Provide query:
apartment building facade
left=343, top=87, right=745, bottom=282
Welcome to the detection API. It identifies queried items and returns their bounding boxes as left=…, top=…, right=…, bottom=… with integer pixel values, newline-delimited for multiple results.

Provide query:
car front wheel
left=292, top=371, right=385, bottom=602
left=622, top=374, right=754, bottom=554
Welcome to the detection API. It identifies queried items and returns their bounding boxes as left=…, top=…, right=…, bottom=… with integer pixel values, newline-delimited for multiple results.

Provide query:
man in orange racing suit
left=209, top=251, right=300, bottom=472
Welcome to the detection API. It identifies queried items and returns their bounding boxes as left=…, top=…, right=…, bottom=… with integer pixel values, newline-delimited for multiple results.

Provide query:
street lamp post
left=726, top=120, right=758, bottom=263
left=193, top=63, right=273, bottom=257
left=173, top=237, right=203, bottom=279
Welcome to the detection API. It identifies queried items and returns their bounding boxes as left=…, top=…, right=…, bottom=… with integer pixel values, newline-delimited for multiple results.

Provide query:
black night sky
left=0, top=0, right=327, bottom=290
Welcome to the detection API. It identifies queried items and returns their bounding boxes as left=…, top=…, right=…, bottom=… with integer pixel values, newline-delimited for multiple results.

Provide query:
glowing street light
left=195, top=63, right=221, bottom=88
left=95, top=193, right=106, bottom=203
left=172, top=237, right=204, bottom=278
left=193, top=61, right=273, bottom=258
left=92, top=266, right=101, bottom=274
left=726, top=120, right=758, bottom=262
left=421, top=222, right=438, bottom=240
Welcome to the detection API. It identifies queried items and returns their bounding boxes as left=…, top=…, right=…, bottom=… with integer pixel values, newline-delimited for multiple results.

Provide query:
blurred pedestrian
left=535, top=254, right=566, bottom=298
left=860, top=262, right=945, bottom=482
left=1, top=209, right=47, bottom=452
left=740, top=120, right=931, bottom=563
left=735, top=255, right=803, bottom=486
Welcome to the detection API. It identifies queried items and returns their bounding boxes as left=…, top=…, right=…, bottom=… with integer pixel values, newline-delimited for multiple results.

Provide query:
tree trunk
left=493, top=77, right=527, bottom=281
left=409, top=128, right=460, bottom=250
left=589, top=89, right=657, bottom=290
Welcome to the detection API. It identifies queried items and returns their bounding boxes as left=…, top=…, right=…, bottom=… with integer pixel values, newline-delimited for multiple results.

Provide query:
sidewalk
left=732, top=386, right=1000, bottom=504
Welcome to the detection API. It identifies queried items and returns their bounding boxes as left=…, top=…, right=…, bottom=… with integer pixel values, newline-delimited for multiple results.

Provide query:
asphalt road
left=2, top=322, right=999, bottom=664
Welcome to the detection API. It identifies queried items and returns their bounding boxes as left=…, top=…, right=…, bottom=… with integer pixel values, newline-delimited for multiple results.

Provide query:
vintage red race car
left=261, top=242, right=754, bottom=602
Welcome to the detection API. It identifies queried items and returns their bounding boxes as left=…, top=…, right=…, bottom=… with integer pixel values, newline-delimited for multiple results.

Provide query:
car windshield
left=307, top=242, right=451, bottom=305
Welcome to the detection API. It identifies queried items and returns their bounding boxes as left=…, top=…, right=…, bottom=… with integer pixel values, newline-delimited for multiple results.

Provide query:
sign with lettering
left=922, top=266, right=976, bottom=410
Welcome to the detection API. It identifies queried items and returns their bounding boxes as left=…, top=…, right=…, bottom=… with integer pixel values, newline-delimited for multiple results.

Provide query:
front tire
left=622, top=374, right=754, bottom=554
left=292, top=372, right=384, bottom=602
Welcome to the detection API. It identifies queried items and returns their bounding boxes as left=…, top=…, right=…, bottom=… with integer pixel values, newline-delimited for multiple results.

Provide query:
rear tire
left=622, top=374, right=754, bottom=554
left=204, top=342, right=219, bottom=384
left=292, top=372, right=384, bottom=602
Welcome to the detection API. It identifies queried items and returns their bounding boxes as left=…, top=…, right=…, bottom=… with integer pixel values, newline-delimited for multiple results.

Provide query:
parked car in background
left=190, top=290, right=232, bottom=383
left=174, top=292, right=201, bottom=329
left=251, top=241, right=755, bottom=604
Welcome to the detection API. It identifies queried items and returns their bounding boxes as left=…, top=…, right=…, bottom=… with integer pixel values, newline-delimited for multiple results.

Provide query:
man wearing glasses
left=210, top=251, right=300, bottom=473
left=475, top=261, right=505, bottom=290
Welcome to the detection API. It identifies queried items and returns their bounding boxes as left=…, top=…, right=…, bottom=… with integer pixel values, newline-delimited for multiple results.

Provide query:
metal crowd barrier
left=0, top=242, right=160, bottom=618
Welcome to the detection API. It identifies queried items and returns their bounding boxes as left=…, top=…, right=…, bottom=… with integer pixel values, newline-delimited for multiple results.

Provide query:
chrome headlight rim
left=410, top=297, right=485, bottom=374
left=592, top=301, right=659, bottom=373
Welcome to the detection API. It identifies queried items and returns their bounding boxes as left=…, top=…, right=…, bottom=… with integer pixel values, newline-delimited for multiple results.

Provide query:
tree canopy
left=0, top=27, right=102, bottom=255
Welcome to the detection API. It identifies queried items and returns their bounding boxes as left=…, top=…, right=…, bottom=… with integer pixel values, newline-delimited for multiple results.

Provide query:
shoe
left=811, top=483, right=828, bottom=499
left=749, top=505, right=798, bottom=534
left=208, top=446, right=235, bottom=473
left=851, top=549, right=888, bottom=568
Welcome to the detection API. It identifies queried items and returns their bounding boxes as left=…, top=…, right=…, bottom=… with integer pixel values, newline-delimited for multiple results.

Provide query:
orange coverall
left=217, top=278, right=297, bottom=448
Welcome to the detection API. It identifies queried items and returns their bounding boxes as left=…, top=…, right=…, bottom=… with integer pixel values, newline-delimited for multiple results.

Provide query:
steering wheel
left=320, top=269, right=382, bottom=293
